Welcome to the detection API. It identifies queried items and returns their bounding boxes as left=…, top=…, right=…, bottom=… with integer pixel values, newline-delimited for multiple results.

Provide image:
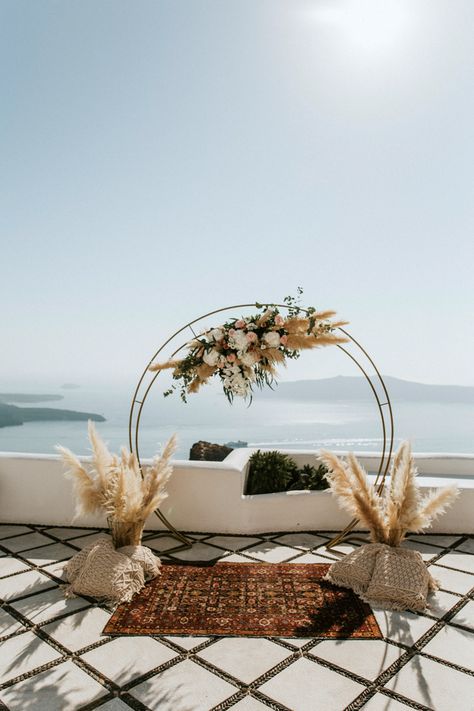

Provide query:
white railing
left=0, top=450, right=473, bottom=533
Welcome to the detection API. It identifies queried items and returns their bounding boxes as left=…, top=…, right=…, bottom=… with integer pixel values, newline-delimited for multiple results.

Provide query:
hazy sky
left=1, top=0, right=473, bottom=389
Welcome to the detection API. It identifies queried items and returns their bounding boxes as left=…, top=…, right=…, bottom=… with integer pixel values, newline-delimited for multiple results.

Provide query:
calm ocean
left=1, top=384, right=473, bottom=459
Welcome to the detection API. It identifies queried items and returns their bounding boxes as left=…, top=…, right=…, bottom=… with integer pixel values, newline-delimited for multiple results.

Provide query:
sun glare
left=308, top=0, right=417, bottom=59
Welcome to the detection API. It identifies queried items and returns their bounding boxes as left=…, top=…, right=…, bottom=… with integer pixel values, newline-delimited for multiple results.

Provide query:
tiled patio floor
left=0, top=525, right=473, bottom=711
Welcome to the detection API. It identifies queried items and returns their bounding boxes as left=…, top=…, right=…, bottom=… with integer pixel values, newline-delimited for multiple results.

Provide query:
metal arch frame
left=129, top=303, right=394, bottom=553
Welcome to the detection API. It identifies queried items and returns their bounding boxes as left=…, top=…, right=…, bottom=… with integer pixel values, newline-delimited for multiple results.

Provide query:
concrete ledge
left=0, top=450, right=473, bottom=533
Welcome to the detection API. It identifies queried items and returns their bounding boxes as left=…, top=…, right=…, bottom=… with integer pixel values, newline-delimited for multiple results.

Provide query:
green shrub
left=287, top=463, right=329, bottom=491
left=245, top=451, right=329, bottom=495
left=245, top=450, right=298, bottom=495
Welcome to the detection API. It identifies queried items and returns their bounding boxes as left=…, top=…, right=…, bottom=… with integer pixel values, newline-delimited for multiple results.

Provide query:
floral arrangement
left=150, top=293, right=348, bottom=403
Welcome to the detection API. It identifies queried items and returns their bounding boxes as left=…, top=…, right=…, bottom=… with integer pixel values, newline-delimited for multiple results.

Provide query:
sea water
left=0, top=384, right=473, bottom=459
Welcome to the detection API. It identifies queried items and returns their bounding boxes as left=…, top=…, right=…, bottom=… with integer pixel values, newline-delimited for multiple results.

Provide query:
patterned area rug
left=103, top=562, right=381, bottom=638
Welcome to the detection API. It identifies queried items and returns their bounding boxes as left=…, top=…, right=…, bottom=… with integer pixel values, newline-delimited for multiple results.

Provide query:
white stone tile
left=0, top=659, right=107, bottom=710
left=273, top=533, right=329, bottom=550
left=0, top=630, right=61, bottom=684
left=373, top=611, right=435, bottom=645
left=197, top=637, right=290, bottom=683
left=451, top=600, right=474, bottom=630
left=0, top=557, right=30, bottom=577
left=220, top=554, right=258, bottom=563
left=145, top=535, right=186, bottom=552
left=400, top=540, right=442, bottom=561
left=243, top=543, right=300, bottom=563
left=164, top=635, right=210, bottom=650
left=316, top=543, right=362, bottom=560
left=95, top=700, right=133, bottom=711
left=435, top=551, right=474, bottom=574
left=288, top=553, right=334, bottom=564
left=426, top=590, right=460, bottom=619
left=21, top=542, right=76, bottom=566
left=170, top=542, right=225, bottom=562
left=312, top=640, right=405, bottom=680
left=42, top=527, right=97, bottom=540
left=0, top=525, right=32, bottom=539
left=360, top=693, right=413, bottom=710
left=259, top=657, right=365, bottom=711
left=0, top=569, right=57, bottom=601
left=11, top=587, right=90, bottom=624
left=205, top=535, right=262, bottom=551
left=423, top=624, right=474, bottom=670
left=43, top=607, right=111, bottom=651
left=430, top=565, right=474, bottom=594
left=80, top=636, right=177, bottom=683
left=384, top=655, right=474, bottom=711
left=279, top=637, right=314, bottom=647
left=0, top=608, right=25, bottom=637
left=68, top=533, right=112, bottom=550
left=409, top=535, right=462, bottom=549
left=1, top=532, right=54, bottom=553
left=130, top=659, right=237, bottom=711
left=454, top=538, right=474, bottom=554
left=42, top=561, right=68, bottom=581
left=229, top=697, right=271, bottom=710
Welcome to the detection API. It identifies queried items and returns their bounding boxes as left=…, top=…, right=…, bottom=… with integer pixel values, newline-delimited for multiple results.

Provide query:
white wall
left=0, top=450, right=473, bottom=534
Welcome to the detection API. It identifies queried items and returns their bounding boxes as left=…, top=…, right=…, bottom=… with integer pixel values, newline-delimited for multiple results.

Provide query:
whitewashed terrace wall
left=0, top=449, right=473, bottom=534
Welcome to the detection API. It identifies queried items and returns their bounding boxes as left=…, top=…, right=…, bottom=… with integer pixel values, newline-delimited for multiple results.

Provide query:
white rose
left=209, top=328, right=224, bottom=342
left=263, top=331, right=281, bottom=348
left=203, top=349, right=220, bottom=366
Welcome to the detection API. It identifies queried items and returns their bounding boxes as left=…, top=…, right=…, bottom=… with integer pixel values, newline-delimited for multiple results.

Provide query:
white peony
left=203, top=349, right=220, bottom=367
left=228, top=330, right=248, bottom=352
left=262, top=331, right=281, bottom=348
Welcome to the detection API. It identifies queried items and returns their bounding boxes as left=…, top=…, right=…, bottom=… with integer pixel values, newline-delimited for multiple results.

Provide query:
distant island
left=0, top=398, right=105, bottom=429
left=0, top=393, right=64, bottom=404
left=258, top=375, right=474, bottom=403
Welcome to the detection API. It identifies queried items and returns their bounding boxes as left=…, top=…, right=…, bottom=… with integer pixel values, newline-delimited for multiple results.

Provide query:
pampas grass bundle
left=57, top=422, right=176, bottom=534
left=320, top=442, right=458, bottom=546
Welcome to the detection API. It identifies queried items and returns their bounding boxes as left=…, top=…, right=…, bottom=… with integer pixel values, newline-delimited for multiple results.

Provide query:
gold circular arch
left=129, top=303, right=394, bottom=552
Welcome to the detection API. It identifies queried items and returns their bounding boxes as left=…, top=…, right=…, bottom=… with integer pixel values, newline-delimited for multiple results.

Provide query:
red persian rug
left=103, top=562, right=381, bottom=639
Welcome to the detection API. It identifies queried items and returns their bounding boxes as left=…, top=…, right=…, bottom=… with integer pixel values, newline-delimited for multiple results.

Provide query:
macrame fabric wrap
left=63, top=537, right=161, bottom=606
left=325, top=543, right=438, bottom=612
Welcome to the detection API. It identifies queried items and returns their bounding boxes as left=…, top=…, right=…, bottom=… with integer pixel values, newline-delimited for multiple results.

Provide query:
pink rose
left=280, top=334, right=288, bottom=345
left=235, top=319, right=245, bottom=328
left=246, top=332, right=258, bottom=343
left=227, top=353, right=236, bottom=362
left=228, top=329, right=236, bottom=337
left=274, top=314, right=285, bottom=326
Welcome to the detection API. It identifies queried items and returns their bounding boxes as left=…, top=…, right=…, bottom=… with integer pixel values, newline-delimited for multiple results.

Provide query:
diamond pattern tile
left=0, top=526, right=472, bottom=711
left=80, top=637, right=178, bottom=684
left=384, top=655, right=474, bottom=711
left=259, top=657, right=366, bottom=711
left=0, top=569, right=57, bottom=602
left=0, top=630, right=61, bottom=684
left=43, top=607, right=112, bottom=652
left=10, top=587, right=90, bottom=624
left=311, top=639, right=405, bottom=680
left=242, top=542, right=300, bottom=562
left=130, top=659, right=238, bottom=710
left=422, top=624, right=474, bottom=670
left=0, top=660, right=108, bottom=710
left=197, top=637, right=291, bottom=683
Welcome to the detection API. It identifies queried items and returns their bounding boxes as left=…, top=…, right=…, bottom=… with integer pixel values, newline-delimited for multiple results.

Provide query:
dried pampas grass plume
left=57, top=423, right=177, bottom=526
left=320, top=441, right=458, bottom=546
